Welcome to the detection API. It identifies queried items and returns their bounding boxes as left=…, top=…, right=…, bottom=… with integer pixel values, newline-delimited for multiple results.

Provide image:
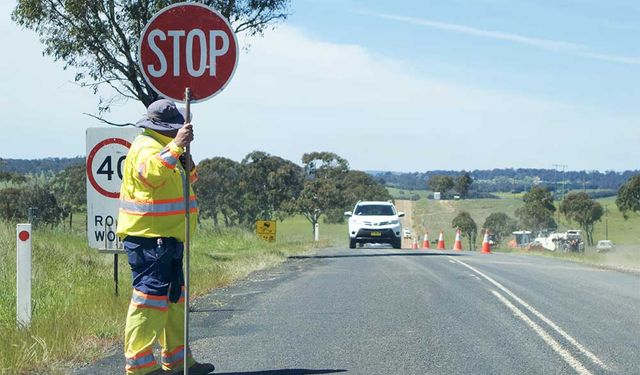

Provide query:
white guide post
left=314, top=223, right=320, bottom=242
left=16, top=223, right=32, bottom=327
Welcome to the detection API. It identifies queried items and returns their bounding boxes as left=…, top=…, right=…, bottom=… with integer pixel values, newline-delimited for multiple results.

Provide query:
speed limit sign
left=86, top=127, right=140, bottom=250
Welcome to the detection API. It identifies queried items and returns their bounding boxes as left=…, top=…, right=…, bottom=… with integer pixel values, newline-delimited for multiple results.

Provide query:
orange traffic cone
left=412, top=238, right=418, bottom=249
left=453, top=228, right=463, bottom=251
left=423, top=232, right=430, bottom=249
left=481, top=230, right=492, bottom=254
left=437, top=230, right=446, bottom=250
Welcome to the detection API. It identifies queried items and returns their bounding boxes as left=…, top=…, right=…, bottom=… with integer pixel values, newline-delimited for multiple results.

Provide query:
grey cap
left=135, top=99, right=191, bottom=131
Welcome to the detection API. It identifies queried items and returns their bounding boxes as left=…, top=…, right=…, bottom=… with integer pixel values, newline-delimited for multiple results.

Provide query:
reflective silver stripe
left=126, top=352, right=156, bottom=368
left=131, top=292, right=168, bottom=310
left=120, top=199, right=197, bottom=215
left=161, top=347, right=188, bottom=365
left=158, top=147, right=179, bottom=167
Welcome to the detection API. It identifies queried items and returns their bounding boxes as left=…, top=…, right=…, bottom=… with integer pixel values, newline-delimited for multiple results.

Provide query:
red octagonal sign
left=138, top=3, right=239, bottom=103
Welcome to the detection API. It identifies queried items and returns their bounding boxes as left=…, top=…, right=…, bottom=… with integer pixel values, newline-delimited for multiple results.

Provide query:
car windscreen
left=355, top=205, right=395, bottom=216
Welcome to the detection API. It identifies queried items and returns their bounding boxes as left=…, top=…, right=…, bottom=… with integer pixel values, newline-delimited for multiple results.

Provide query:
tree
left=51, top=163, right=86, bottom=227
left=302, top=152, right=349, bottom=180
left=0, top=187, right=24, bottom=221
left=0, top=183, right=65, bottom=227
left=616, top=174, right=640, bottom=219
left=483, top=212, right=518, bottom=245
left=239, top=151, right=303, bottom=226
left=455, top=172, right=473, bottom=198
left=12, top=0, right=291, bottom=113
left=516, top=186, right=557, bottom=233
left=296, top=152, right=349, bottom=234
left=560, top=192, right=603, bottom=246
left=21, top=184, right=66, bottom=227
left=297, top=178, right=345, bottom=233
left=452, top=211, right=477, bottom=250
left=337, top=170, right=391, bottom=221
left=194, top=157, right=242, bottom=226
left=428, top=175, right=455, bottom=197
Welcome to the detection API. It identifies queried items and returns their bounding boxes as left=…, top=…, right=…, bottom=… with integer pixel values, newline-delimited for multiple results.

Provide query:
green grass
left=0, top=215, right=345, bottom=375
left=407, top=193, right=640, bottom=268
left=409, top=193, right=640, bottom=247
left=387, top=187, right=431, bottom=200
left=411, top=195, right=523, bottom=247
left=277, top=215, right=346, bottom=247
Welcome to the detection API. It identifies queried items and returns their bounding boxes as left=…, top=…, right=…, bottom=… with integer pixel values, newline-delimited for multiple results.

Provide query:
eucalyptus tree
left=560, top=192, right=603, bottom=246
left=12, top=0, right=290, bottom=114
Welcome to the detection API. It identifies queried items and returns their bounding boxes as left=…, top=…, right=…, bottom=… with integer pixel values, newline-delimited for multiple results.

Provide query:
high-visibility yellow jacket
left=116, top=129, right=198, bottom=242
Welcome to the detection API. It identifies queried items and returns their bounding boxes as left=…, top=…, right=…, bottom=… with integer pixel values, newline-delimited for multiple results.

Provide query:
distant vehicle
left=533, top=230, right=584, bottom=252
left=512, top=230, right=533, bottom=247
left=403, top=228, right=412, bottom=238
left=596, top=240, right=615, bottom=252
left=487, top=234, right=497, bottom=246
left=345, top=201, right=404, bottom=249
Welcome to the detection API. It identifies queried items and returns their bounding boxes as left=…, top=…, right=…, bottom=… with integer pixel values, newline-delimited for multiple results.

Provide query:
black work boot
left=186, top=362, right=215, bottom=374
left=166, top=362, right=215, bottom=374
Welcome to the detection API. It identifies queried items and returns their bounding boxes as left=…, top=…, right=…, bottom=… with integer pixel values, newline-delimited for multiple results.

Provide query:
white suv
left=344, top=201, right=404, bottom=249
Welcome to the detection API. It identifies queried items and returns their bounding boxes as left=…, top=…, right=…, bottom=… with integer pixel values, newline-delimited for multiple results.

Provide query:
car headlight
left=351, top=219, right=363, bottom=225
left=389, top=220, right=399, bottom=225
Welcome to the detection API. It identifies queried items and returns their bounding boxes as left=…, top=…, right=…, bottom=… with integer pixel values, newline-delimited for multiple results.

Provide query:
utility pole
left=552, top=164, right=559, bottom=200
left=561, top=164, right=567, bottom=200
left=552, top=164, right=568, bottom=200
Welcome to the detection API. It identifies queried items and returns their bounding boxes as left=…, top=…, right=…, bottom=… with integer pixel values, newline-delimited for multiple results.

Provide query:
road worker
left=117, top=99, right=214, bottom=375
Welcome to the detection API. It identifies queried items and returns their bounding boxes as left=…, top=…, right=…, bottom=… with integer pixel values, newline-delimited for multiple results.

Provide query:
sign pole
left=184, top=87, right=191, bottom=375
left=137, top=4, right=238, bottom=370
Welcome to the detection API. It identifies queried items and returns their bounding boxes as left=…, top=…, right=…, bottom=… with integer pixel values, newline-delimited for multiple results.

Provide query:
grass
left=406, top=190, right=640, bottom=246
left=410, top=194, right=523, bottom=247
left=0, top=214, right=345, bottom=375
left=405, top=191, right=640, bottom=269
left=387, top=187, right=431, bottom=200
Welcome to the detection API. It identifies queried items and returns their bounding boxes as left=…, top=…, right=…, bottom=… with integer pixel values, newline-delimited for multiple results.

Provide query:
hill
left=0, top=157, right=84, bottom=174
left=370, top=168, right=638, bottom=195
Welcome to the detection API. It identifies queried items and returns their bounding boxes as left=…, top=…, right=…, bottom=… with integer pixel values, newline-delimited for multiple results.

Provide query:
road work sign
left=86, top=127, right=140, bottom=250
left=256, top=220, right=277, bottom=242
left=138, top=2, right=239, bottom=103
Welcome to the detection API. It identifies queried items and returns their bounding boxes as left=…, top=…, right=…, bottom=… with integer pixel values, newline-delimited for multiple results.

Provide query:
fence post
left=16, top=223, right=32, bottom=327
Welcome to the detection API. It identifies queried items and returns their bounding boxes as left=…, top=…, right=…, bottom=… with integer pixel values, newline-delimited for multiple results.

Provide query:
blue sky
left=1, top=0, right=638, bottom=172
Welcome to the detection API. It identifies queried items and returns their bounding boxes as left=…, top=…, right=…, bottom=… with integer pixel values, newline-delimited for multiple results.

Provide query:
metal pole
left=114, top=254, right=119, bottom=296
left=183, top=87, right=191, bottom=375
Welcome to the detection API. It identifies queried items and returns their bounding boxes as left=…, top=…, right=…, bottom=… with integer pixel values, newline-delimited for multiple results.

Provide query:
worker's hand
left=174, top=123, right=194, bottom=147
left=180, top=154, right=195, bottom=171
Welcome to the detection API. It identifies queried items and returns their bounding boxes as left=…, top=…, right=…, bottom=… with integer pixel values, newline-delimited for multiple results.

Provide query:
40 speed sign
left=86, top=127, right=140, bottom=250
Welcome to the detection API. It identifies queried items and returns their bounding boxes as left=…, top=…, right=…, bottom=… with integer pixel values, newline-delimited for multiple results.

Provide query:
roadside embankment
left=0, top=220, right=324, bottom=375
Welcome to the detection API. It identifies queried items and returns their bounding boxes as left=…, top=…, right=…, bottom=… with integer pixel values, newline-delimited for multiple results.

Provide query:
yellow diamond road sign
left=256, top=220, right=276, bottom=241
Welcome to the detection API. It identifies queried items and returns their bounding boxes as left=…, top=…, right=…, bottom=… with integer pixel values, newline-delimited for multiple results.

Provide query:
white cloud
left=2, top=12, right=637, bottom=171
left=193, top=26, right=633, bottom=171
left=357, top=10, right=640, bottom=66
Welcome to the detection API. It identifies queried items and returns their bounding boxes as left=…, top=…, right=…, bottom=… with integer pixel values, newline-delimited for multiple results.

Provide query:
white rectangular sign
left=86, top=127, right=141, bottom=250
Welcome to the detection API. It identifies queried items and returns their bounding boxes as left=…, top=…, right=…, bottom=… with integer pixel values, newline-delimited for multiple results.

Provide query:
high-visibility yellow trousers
left=124, top=288, right=195, bottom=374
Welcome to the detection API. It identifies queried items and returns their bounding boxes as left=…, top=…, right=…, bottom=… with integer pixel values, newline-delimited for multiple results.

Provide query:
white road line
left=491, top=290, right=594, bottom=375
left=450, top=257, right=608, bottom=370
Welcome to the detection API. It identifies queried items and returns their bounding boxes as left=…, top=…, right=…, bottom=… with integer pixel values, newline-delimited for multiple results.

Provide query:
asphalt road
left=76, top=247, right=640, bottom=375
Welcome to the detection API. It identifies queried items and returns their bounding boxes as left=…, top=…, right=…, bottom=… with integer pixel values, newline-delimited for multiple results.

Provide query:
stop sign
left=138, top=2, right=238, bottom=103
